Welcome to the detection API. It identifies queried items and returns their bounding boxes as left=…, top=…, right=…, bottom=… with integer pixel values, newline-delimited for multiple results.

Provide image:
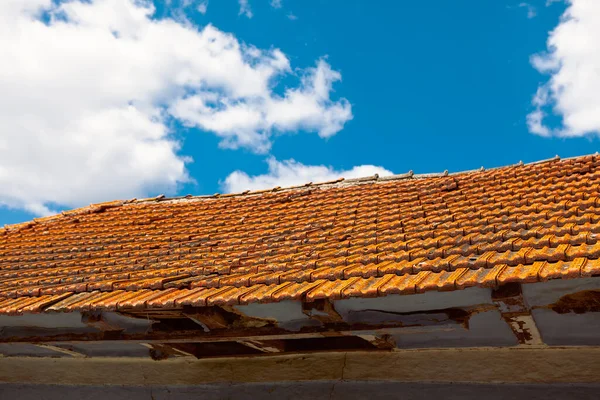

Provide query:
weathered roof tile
left=1, top=155, right=600, bottom=314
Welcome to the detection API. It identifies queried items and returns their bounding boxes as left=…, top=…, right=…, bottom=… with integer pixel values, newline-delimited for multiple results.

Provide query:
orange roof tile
left=1, top=154, right=600, bottom=315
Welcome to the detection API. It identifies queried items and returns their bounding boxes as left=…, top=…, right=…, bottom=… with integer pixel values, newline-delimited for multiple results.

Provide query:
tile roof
left=1, top=154, right=600, bottom=315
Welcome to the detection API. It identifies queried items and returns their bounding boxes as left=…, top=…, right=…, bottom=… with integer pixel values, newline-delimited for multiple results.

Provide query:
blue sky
left=1, top=0, right=598, bottom=226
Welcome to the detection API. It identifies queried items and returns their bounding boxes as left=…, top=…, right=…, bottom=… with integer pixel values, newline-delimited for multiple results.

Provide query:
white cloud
left=527, top=0, right=600, bottom=137
left=526, top=87, right=552, bottom=136
left=238, top=0, right=252, bottom=18
left=518, top=2, right=537, bottom=18
left=270, top=0, right=282, bottom=8
left=222, top=157, right=394, bottom=193
left=197, top=0, right=208, bottom=14
left=170, top=59, right=353, bottom=152
left=287, top=13, right=298, bottom=20
left=0, top=0, right=352, bottom=215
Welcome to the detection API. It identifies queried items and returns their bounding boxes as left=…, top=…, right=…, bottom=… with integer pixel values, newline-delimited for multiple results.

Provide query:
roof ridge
left=1, top=153, right=595, bottom=235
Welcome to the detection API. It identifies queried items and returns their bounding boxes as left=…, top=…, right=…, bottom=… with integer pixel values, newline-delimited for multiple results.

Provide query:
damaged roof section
left=1, top=278, right=599, bottom=359
left=2, top=154, right=600, bottom=360
left=0, top=154, right=600, bottom=315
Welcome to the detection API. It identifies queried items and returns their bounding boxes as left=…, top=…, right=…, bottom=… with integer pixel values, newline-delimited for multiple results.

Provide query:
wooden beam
left=492, top=283, right=544, bottom=346
left=81, top=312, right=125, bottom=333
left=183, top=307, right=230, bottom=331
left=0, top=325, right=454, bottom=349
left=34, top=344, right=86, bottom=358
left=236, top=340, right=282, bottom=353
left=355, top=334, right=397, bottom=350
left=140, top=343, right=195, bottom=359
left=302, top=299, right=343, bottom=324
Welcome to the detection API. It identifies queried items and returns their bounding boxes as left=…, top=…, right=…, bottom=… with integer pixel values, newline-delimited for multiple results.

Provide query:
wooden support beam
left=356, top=334, right=397, bottom=350
left=302, top=299, right=343, bottom=324
left=35, top=344, right=87, bottom=358
left=81, top=312, right=125, bottom=333
left=492, top=283, right=544, bottom=346
left=140, top=343, right=195, bottom=360
left=236, top=340, right=282, bottom=353
left=7, top=325, right=454, bottom=346
left=183, top=307, right=230, bottom=331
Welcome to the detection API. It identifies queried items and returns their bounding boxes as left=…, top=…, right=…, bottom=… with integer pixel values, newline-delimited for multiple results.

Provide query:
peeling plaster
left=0, top=312, right=88, bottom=329
left=504, top=315, right=543, bottom=345
left=532, top=309, right=600, bottom=346
left=522, top=277, right=600, bottom=307
left=53, top=342, right=152, bottom=358
left=0, top=311, right=155, bottom=340
left=0, top=343, right=73, bottom=357
left=233, top=301, right=322, bottom=331
left=102, top=312, right=154, bottom=334
left=518, top=278, right=600, bottom=345
left=341, top=310, right=462, bottom=326
left=390, top=310, right=518, bottom=348
left=1, top=279, right=599, bottom=352
left=333, top=287, right=493, bottom=324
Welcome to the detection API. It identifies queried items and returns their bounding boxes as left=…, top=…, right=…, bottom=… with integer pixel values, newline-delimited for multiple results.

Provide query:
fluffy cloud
left=170, top=60, right=352, bottom=153
left=238, top=0, right=252, bottom=18
left=222, top=157, right=393, bottom=193
left=270, top=0, right=282, bottom=8
left=0, top=0, right=352, bottom=215
left=197, top=1, right=208, bottom=14
left=518, top=3, right=537, bottom=18
left=527, top=0, right=600, bottom=137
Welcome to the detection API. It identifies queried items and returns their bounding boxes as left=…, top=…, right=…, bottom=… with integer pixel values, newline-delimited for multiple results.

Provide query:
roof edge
left=1, top=153, right=595, bottom=235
